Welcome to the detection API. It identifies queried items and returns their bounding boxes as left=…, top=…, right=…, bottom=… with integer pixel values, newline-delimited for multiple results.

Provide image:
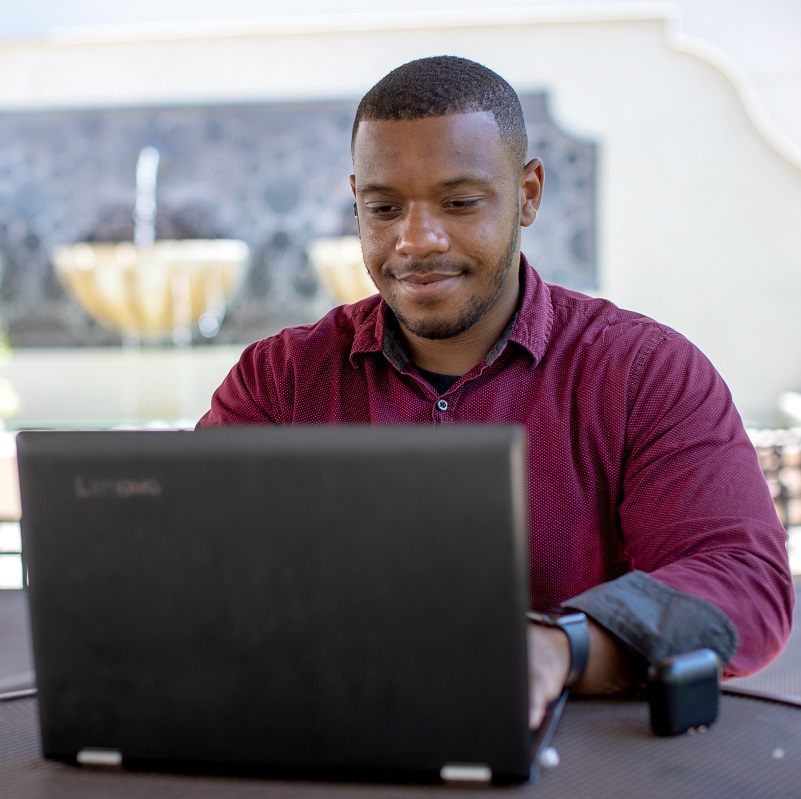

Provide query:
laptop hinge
left=76, top=748, right=123, bottom=767
left=440, top=763, right=492, bottom=783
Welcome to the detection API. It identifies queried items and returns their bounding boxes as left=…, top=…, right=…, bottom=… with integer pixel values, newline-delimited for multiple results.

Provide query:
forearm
left=566, top=571, right=738, bottom=668
left=527, top=616, right=638, bottom=728
left=528, top=572, right=741, bottom=727
left=574, top=618, right=640, bottom=695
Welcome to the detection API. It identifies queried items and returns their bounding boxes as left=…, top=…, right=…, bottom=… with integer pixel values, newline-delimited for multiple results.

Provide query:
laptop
left=17, top=425, right=552, bottom=784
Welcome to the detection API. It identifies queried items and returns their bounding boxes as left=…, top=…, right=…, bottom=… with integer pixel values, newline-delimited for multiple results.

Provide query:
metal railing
left=748, top=428, right=801, bottom=530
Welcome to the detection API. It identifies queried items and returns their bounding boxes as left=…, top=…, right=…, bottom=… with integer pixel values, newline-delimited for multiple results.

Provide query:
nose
left=395, top=204, right=449, bottom=257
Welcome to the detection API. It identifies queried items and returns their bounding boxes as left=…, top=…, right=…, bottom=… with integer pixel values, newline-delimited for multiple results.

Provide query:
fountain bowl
left=52, top=239, right=249, bottom=341
left=308, top=236, right=376, bottom=306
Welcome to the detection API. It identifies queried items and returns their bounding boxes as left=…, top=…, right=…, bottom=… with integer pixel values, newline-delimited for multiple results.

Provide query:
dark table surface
left=2, top=692, right=800, bottom=798
left=3, top=589, right=800, bottom=798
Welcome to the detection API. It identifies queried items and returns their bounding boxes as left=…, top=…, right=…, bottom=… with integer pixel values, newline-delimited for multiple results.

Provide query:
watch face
left=555, top=612, right=588, bottom=626
left=527, top=609, right=587, bottom=627
left=537, top=605, right=567, bottom=616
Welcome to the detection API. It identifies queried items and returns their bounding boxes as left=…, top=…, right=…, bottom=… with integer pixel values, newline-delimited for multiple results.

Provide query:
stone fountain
left=307, top=235, right=375, bottom=306
left=52, top=147, right=249, bottom=346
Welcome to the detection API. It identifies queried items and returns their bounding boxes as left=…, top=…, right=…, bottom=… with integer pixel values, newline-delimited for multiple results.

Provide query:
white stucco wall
left=1, top=7, right=800, bottom=426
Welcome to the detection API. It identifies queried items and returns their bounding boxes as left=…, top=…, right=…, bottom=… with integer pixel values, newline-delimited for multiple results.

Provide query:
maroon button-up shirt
left=199, top=257, right=793, bottom=677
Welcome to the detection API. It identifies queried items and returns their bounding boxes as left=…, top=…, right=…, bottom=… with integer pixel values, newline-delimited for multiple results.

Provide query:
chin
left=398, top=309, right=483, bottom=341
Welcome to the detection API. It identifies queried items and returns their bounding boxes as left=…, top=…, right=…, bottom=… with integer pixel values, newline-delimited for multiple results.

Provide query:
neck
left=403, top=329, right=496, bottom=375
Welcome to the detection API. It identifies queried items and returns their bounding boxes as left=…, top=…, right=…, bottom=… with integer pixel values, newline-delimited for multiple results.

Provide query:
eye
left=445, top=198, right=481, bottom=211
left=365, top=202, right=401, bottom=216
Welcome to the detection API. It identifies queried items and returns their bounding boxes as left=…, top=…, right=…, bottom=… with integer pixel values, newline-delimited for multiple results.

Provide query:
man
left=198, top=56, right=794, bottom=727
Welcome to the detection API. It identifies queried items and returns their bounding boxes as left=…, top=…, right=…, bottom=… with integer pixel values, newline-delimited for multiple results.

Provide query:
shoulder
left=544, top=281, right=681, bottom=359
left=198, top=295, right=382, bottom=427
left=244, top=294, right=382, bottom=368
left=542, top=282, right=724, bottom=406
left=548, top=282, right=667, bottom=332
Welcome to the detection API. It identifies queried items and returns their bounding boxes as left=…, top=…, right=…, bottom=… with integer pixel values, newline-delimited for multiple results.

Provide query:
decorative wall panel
left=0, top=95, right=596, bottom=346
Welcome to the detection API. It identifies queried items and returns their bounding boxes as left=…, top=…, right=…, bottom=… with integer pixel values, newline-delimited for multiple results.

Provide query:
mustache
left=386, top=260, right=467, bottom=280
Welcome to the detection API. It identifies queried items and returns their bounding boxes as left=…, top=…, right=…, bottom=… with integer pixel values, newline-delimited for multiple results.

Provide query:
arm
left=529, top=332, right=793, bottom=724
left=608, top=334, right=793, bottom=677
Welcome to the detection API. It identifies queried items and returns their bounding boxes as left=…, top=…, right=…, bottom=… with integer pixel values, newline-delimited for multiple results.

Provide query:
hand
left=527, top=623, right=570, bottom=729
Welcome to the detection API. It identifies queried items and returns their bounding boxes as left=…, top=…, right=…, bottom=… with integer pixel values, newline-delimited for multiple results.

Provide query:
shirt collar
left=506, top=253, right=554, bottom=367
left=349, top=253, right=553, bottom=369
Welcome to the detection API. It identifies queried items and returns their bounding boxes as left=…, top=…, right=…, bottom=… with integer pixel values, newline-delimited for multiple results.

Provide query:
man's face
left=350, top=112, right=541, bottom=343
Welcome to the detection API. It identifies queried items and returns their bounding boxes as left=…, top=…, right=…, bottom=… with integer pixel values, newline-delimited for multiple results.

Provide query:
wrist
left=527, top=609, right=590, bottom=688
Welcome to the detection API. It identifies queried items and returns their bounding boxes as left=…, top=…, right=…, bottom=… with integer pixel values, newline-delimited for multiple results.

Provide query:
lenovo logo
left=74, top=476, right=162, bottom=499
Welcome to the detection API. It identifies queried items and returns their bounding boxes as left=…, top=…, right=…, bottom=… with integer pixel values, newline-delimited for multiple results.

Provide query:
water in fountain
left=133, top=146, right=160, bottom=247
left=133, top=146, right=194, bottom=348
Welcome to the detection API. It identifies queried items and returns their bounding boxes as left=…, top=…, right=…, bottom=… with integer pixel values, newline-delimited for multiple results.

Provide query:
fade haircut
left=351, top=55, right=528, bottom=167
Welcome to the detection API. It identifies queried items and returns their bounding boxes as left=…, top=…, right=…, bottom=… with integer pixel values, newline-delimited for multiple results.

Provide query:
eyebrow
left=355, top=175, right=496, bottom=196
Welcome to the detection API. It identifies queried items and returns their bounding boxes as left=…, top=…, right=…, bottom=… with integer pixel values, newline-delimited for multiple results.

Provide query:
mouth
left=395, top=271, right=463, bottom=300
left=400, top=271, right=459, bottom=284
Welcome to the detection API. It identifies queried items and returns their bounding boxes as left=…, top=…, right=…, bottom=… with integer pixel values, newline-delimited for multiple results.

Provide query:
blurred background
left=1, top=0, right=800, bottom=429
left=1, top=2, right=801, bottom=587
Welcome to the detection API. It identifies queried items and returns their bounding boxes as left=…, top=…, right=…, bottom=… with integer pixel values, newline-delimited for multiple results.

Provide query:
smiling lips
left=396, top=271, right=462, bottom=299
left=402, top=272, right=456, bottom=284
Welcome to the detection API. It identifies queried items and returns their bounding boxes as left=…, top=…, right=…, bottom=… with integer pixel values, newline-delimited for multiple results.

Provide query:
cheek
left=358, top=229, right=390, bottom=268
left=356, top=244, right=381, bottom=283
left=461, top=223, right=503, bottom=260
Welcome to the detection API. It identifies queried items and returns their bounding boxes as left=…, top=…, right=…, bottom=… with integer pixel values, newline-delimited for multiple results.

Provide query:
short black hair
left=351, top=55, right=528, bottom=166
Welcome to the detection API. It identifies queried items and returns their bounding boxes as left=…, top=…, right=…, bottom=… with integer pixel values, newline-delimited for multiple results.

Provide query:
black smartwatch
left=526, top=609, right=590, bottom=688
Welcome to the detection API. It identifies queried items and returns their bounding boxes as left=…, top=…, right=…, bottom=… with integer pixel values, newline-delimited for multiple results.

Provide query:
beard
left=384, top=215, right=521, bottom=341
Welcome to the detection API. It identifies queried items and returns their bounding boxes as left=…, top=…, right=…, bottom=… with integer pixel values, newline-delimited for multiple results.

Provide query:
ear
left=349, top=175, right=360, bottom=235
left=519, top=158, right=544, bottom=228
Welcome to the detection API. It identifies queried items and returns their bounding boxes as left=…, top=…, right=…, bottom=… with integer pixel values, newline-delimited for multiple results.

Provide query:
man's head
left=350, top=56, right=542, bottom=374
left=351, top=55, right=528, bottom=169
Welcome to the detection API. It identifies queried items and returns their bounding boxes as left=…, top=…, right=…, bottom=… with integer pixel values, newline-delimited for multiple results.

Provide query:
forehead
left=351, top=112, right=514, bottom=184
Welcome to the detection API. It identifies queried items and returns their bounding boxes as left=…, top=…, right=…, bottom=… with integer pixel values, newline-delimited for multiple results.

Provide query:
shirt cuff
left=564, top=571, right=738, bottom=667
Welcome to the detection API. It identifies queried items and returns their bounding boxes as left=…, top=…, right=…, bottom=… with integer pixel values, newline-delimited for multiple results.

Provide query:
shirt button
left=436, top=399, right=449, bottom=412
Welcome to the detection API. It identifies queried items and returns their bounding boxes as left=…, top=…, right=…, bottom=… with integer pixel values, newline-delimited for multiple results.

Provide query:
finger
left=528, top=682, right=546, bottom=729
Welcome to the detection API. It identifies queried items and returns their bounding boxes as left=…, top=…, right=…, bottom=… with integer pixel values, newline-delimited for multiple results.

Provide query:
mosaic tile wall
left=0, top=95, right=596, bottom=347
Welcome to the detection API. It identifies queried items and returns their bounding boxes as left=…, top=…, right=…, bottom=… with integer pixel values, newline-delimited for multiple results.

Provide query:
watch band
left=526, top=609, right=590, bottom=688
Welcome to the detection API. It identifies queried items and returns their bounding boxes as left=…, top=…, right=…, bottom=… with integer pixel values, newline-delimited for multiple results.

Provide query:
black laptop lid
left=17, top=425, right=531, bottom=782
